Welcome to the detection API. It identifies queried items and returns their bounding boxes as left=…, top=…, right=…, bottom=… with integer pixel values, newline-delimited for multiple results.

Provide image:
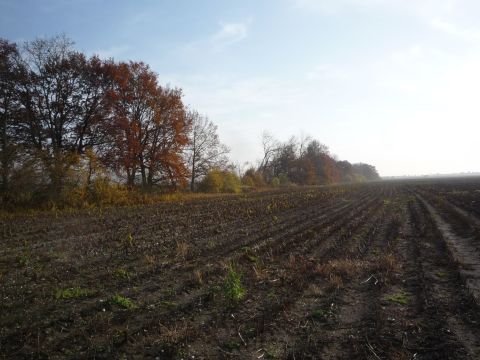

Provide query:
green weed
left=223, top=339, right=241, bottom=351
left=242, top=247, right=259, bottom=263
left=223, top=264, right=246, bottom=305
left=110, top=294, right=137, bottom=309
left=125, top=233, right=134, bottom=247
left=385, top=291, right=411, bottom=305
left=207, top=239, right=216, bottom=249
left=310, top=308, right=332, bottom=321
left=159, top=300, right=177, bottom=308
left=264, top=348, right=279, bottom=359
left=115, top=268, right=132, bottom=280
left=19, top=254, right=30, bottom=267
left=436, top=271, right=448, bottom=279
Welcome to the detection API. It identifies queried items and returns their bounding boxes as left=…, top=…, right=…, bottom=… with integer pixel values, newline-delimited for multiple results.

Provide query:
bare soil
left=1, top=179, right=480, bottom=359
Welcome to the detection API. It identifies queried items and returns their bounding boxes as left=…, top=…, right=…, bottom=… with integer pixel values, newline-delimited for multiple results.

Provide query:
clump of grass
left=328, top=274, right=344, bottom=289
left=315, top=259, right=367, bottom=280
left=223, top=339, right=241, bottom=351
left=115, top=268, right=132, bottom=280
left=307, top=284, right=323, bottom=297
left=158, top=321, right=190, bottom=346
left=124, top=233, right=135, bottom=247
left=223, top=264, right=246, bottom=305
left=144, top=254, right=156, bottom=268
left=56, top=287, right=92, bottom=300
left=207, top=239, right=216, bottom=250
left=121, top=233, right=136, bottom=254
left=376, top=253, right=399, bottom=275
left=315, top=255, right=399, bottom=287
left=253, top=264, right=268, bottom=280
left=175, top=241, right=190, bottom=259
left=242, top=246, right=259, bottom=263
left=193, top=269, right=203, bottom=285
left=110, top=294, right=137, bottom=309
left=159, top=300, right=177, bottom=309
left=436, top=271, right=448, bottom=279
left=310, top=307, right=333, bottom=321
left=385, top=291, right=411, bottom=305
left=19, top=253, right=30, bottom=267
left=267, top=289, right=277, bottom=301
left=264, top=348, right=279, bottom=359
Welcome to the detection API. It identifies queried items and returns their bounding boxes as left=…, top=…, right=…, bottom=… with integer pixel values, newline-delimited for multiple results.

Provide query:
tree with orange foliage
left=105, top=61, right=189, bottom=188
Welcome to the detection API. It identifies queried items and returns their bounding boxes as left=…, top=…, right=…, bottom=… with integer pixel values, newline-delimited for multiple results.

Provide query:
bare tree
left=185, top=111, right=229, bottom=191
left=258, top=131, right=280, bottom=171
left=298, top=132, right=312, bottom=157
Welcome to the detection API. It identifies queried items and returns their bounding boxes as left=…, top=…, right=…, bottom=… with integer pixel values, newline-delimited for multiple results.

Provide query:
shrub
left=222, top=171, right=241, bottom=193
left=242, top=174, right=255, bottom=187
left=199, top=169, right=224, bottom=193
left=242, top=169, right=266, bottom=188
left=87, top=179, right=130, bottom=206
left=199, top=169, right=241, bottom=194
left=278, top=174, right=290, bottom=186
left=270, top=177, right=280, bottom=187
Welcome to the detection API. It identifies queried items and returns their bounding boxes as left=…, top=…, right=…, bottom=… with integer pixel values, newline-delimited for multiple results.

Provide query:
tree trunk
left=190, top=161, right=195, bottom=191
left=140, top=164, right=147, bottom=188
left=0, top=117, right=9, bottom=194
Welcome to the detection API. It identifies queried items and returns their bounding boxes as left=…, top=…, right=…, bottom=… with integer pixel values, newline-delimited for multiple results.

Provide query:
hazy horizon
left=1, top=0, right=479, bottom=177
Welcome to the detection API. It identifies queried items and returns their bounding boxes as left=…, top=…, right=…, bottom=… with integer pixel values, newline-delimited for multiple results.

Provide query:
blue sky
left=1, top=0, right=479, bottom=176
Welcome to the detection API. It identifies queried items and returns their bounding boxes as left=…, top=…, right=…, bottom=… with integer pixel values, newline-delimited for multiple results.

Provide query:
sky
left=1, top=0, right=479, bottom=176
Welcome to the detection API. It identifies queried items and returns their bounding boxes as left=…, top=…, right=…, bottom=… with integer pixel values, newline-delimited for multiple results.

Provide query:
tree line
left=243, top=132, right=379, bottom=188
left=0, top=36, right=379, bottom=208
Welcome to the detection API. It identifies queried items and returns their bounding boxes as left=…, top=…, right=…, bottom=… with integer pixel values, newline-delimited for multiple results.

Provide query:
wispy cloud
left=211, top=20, right=250, bottom=50
left=180, top=18, right=252, bottom=55
left=429, top=17, right=480, bottom=42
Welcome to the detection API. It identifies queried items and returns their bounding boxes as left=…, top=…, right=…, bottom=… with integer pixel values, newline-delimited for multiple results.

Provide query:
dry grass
left=328, top=274, right=344, bottom=289
left=193, top=269, right=203, bottom=285
left=287, top=254, right=297, bottom=269
left=315, top=254, right=399, bottom=288
left=175, top=241, right=190, bottom=260
left=307, top=283, right=324, bottom=297
left=287, top=254, right=312, bottom=271
left=376, top=253, right=399, bottom=275
left=252, top=264, right=268, bottom=280
left=315, top=259, right=369, bottom=278
left=157, top=321, right=190, bottom=345
left=144, top=254, right=156, bottom=269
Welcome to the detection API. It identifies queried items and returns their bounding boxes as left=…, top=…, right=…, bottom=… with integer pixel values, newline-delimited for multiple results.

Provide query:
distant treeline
left=0, top=36, right=379, bottom=208
left=242, top=133, right=379, bottom=189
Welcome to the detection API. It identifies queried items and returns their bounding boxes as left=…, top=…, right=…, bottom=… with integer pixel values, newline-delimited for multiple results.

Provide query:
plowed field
left=2, top=178, right=480, bottom=359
